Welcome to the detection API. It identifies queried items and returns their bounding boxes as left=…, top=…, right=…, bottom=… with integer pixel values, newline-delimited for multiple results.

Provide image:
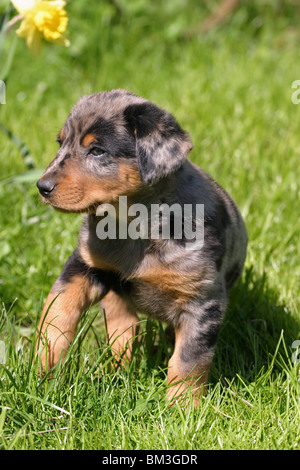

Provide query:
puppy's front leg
left=36, top=250, right=105, bottom=371
left=167, top=300, right=225, bottom=407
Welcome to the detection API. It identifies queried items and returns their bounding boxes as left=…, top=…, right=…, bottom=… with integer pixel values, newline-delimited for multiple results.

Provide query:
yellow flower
left=11, top=0, right=70, bottom=56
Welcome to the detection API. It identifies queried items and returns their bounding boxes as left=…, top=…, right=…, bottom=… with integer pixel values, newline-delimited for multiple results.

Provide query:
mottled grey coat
left=36, top=89, right=248, bottom=406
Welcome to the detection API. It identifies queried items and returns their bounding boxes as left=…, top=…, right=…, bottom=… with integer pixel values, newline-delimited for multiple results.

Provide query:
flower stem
left=4, top=14, right=23, bottom=34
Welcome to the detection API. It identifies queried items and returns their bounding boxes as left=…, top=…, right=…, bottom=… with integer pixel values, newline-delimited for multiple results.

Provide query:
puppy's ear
left=124, top=102, right=193, bottom=184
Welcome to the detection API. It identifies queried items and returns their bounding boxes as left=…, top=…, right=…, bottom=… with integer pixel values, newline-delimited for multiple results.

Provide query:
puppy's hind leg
left=167, top=299, right=226, bottom=408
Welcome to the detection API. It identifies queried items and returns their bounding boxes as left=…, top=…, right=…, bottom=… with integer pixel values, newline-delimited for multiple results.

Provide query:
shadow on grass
left=1, top=264, right=297, bottom=393
left=137, top=265, right=300, bottom=387
left=212, top=265, right=300, bottom=383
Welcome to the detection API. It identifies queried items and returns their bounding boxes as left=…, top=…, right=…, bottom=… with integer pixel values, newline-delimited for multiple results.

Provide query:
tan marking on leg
left=166, top=325, right=210, bottom=408
left=37, top=275, right=101, bottom=371
left=101, top=290, right=139, bottom=362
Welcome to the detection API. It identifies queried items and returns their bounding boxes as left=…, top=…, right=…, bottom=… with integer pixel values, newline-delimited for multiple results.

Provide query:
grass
left=0, top=0, right=299, bottom=450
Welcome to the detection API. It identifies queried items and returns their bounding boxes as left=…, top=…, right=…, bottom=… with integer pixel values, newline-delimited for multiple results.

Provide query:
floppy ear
left=124, top=102, right=193, bottom=184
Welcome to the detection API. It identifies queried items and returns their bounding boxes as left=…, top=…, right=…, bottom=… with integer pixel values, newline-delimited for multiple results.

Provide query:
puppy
left=36, top=89, right=247, bottom=406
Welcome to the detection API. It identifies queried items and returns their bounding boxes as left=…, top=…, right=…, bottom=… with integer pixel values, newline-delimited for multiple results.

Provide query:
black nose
left=37, top=178, right=56, bottom=197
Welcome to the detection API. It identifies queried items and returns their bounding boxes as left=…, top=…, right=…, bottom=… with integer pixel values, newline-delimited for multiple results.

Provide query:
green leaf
left=0, top=124, right=35, bottom=169
left=0, top=169, right=43, bottom=185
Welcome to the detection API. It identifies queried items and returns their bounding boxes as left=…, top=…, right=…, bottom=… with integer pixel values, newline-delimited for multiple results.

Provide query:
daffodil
left=11, top=0, right=70, bottom=56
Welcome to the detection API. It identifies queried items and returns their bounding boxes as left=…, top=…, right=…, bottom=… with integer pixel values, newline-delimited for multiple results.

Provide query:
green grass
left=0, top=0, right=299, bottom=450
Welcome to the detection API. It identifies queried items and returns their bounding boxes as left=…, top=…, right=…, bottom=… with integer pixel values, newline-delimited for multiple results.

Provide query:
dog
left=36, top=89, right=247, bottom=406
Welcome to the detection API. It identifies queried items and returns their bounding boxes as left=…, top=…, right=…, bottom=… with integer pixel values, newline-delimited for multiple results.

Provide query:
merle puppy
left=36, top=89, right=247, bottom=406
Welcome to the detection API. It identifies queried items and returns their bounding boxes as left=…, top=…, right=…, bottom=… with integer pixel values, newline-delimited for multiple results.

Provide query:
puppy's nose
left=37, top=178, right=56, bottom=198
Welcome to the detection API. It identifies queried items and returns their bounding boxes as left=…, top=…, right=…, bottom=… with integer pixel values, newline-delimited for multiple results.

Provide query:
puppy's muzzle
left=37, top=177, right=57, bottom=198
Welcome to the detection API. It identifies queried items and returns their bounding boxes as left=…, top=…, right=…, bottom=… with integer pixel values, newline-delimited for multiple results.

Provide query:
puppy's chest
left=80, top=230, right=210, bottom=317
left=126, top=254, right=208, bottom=319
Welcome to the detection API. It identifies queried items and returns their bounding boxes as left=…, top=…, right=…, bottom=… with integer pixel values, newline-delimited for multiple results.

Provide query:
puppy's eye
left=88, top=147, right=106, bottom=157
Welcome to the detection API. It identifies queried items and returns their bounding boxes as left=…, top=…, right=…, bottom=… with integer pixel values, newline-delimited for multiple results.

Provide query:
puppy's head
left=37, top=89, right=193, bottom=213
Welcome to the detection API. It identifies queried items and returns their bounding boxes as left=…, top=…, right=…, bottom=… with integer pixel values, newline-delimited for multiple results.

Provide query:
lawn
left=0, top=0, right=299, bottom=450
